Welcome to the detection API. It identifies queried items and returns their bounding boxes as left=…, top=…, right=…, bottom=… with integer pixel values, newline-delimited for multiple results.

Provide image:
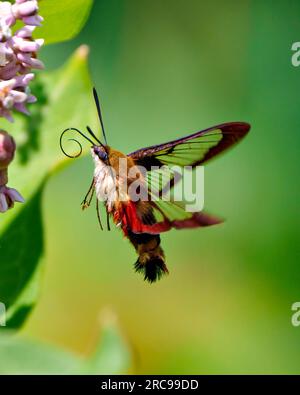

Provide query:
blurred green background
left=20, top=0, right=300, bottom=373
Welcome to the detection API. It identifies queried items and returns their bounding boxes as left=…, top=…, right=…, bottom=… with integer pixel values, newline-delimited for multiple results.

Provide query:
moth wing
left=126, top=122, right=250, bottom=233
left=134, top=170, right=222, bottom=234
left=128, top=122, right=250, bottom=169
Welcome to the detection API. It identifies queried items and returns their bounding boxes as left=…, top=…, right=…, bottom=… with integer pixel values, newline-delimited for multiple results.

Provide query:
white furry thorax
left=91, top=149, right=129, bottom=211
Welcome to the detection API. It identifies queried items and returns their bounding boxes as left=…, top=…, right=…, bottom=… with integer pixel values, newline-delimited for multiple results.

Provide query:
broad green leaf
left=36, top=0, right=94, bottom=45
left=0, top=186, right=45, bottom=329
left=5, top=257, right=45, bottom=328
left=0, top=45, right=98, bottom=328
left=0, top=312, right=131, bottom=374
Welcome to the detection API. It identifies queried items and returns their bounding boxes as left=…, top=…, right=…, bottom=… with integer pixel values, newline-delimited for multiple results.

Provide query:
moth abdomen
left=128, top=231, right=168, bottom=283
left=134, top=254, right=168, bottom=283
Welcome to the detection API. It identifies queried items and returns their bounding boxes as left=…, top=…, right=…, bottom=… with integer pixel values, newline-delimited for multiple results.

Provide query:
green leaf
left=0, top=312, right=131, bottom=374
left=82, top=311, right=132, bottom=374
left=0, top=333, right=82, bottom=374
left=36, top=0, right=94, bottom=45
left=0, top=45, right=98, bottom=329
left=0, top=186, right=44, bottom=328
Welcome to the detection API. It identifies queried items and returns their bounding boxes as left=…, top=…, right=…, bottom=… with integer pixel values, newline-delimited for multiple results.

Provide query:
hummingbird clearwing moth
left=60, top=88, right=250, bottom=283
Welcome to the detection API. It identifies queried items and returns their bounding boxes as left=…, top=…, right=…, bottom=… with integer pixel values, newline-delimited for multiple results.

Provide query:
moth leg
left=96, top=198, right=104, bottom=231
left=86, top=187, right=95, bottom=208
left=106, top=210, right=111, bottom=231
left=81, top=178, right=95, bottom=210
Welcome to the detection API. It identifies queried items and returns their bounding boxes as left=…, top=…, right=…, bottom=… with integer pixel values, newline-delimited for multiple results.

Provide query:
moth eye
left=94, top=147, right=108, bottom=161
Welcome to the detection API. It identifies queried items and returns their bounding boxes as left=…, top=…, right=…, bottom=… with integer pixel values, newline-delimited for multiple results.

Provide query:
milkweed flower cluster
left=0, top=0, right=43, bottom=212
left=0, top=0, right=44, bottom=121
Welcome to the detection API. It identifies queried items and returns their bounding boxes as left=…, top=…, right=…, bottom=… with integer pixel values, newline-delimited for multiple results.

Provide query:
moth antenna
left=96, top=198, right=104, bottom=231
left=86, top=126, right=106, bottom=149
left=93, top=87, right=108, bottom=145
left=60, top=127, right=95, bottom=158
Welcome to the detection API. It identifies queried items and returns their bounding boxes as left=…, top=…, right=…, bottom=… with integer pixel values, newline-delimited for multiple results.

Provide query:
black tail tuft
left=134, top=256, right=169, bottom=283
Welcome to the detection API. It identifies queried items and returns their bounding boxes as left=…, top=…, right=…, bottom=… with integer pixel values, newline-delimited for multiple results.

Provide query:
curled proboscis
left=59, top=128, right=92, bottom=158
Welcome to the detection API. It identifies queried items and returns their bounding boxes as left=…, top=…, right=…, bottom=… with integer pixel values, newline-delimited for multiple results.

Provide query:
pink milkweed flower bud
left=0, top=2, right=15, bottom=27
left=0, top=130, right=24, bottom=213
left=0, top=129, right=15, bottom=169
left=0, top=185, right=25, bottom=212
left=15, top=0, right=38, bottom=16
left=11, top=0, right=42, bottom=26
left=15, top=25, right=35, bottom=38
